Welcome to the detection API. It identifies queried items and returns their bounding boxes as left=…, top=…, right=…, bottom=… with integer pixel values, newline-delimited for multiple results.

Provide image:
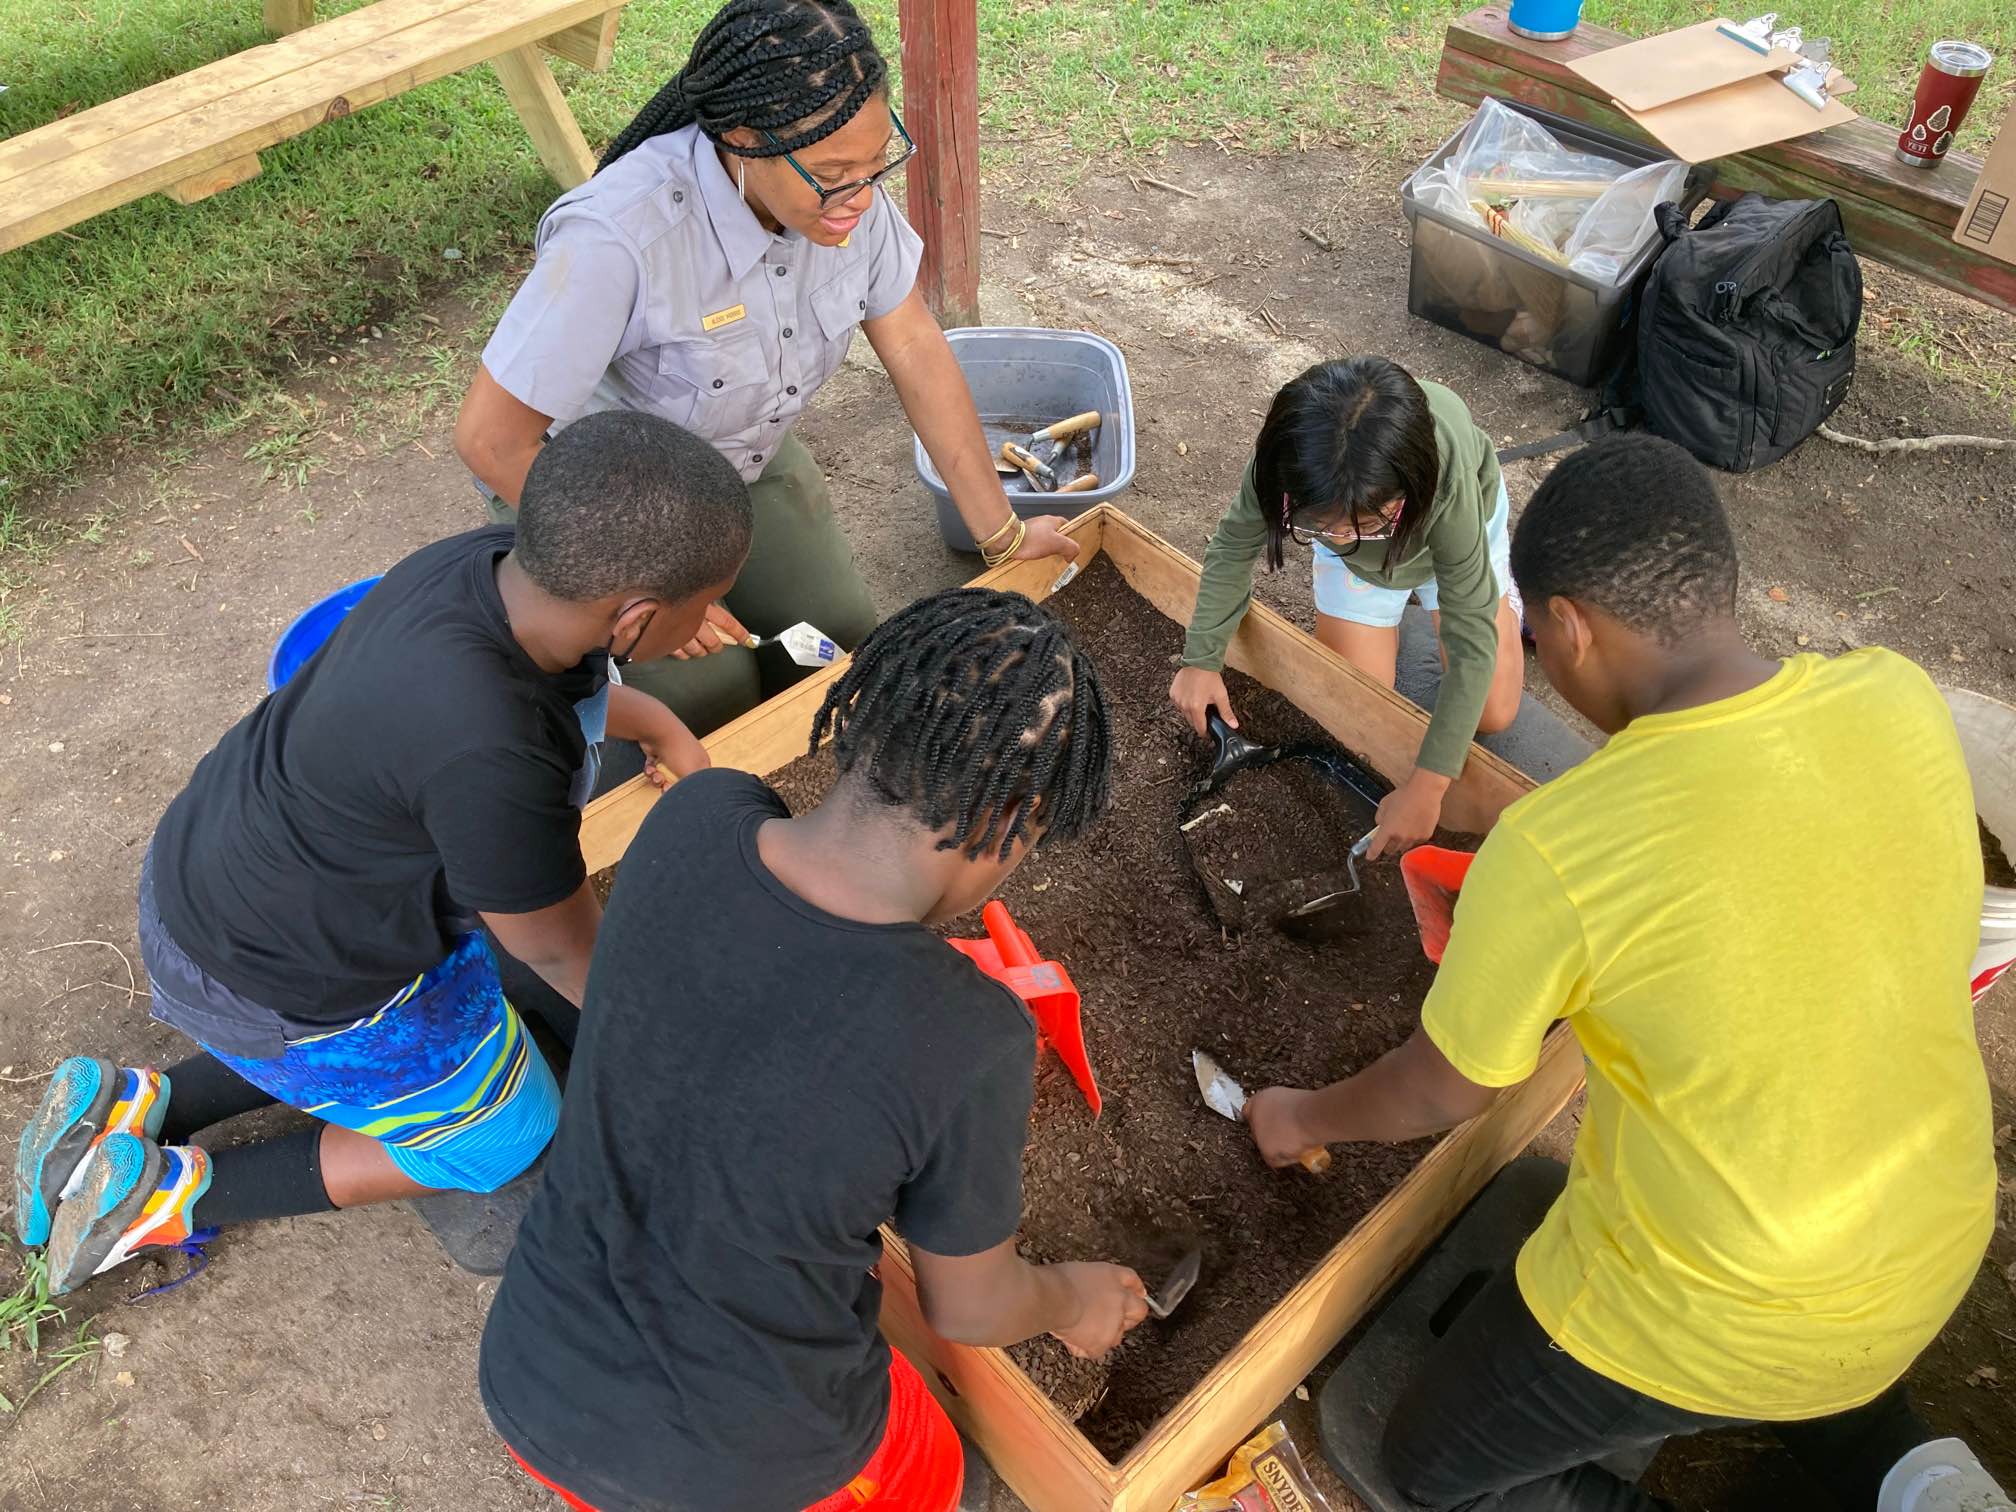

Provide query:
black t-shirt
left=151, top=527, right=600, bottom=1022
left=480, top=771, right=1034, bottom=1512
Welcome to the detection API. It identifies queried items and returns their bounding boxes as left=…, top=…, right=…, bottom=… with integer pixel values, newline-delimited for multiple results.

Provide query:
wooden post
left=898, top=0, right=981, bottom=327
left=262, top=0, right=314, bottom=36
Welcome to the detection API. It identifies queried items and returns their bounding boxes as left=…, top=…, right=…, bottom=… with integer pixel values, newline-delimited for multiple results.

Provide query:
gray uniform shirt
left=482, top=123, right=924, bottom=483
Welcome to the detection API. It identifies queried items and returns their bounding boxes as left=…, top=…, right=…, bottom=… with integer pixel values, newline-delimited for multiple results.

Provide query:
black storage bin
left=1400, top=102, right=1679, bottom=387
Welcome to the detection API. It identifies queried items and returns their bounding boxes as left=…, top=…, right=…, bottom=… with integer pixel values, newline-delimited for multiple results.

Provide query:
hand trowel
left=1192, top=1049, right=1331, bottom=1174
left=1145, top=1246, right=1202, bottom=1320
left=726, top=621, right=841, bottom=667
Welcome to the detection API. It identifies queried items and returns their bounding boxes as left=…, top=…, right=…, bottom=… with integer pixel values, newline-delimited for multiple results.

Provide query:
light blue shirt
left=482, top=124, right=923, bottom=482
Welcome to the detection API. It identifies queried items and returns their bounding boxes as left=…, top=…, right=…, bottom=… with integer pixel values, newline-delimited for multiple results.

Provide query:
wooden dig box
left=579, top=505, right=1584, bottom=1511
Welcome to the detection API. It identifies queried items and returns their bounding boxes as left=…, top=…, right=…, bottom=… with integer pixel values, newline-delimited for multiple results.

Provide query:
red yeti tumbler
left=1897, top=41, right=1993, bottom=168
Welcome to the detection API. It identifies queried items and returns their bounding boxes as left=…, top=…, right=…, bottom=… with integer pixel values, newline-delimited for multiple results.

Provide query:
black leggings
left=1381, top=1268, right=1932, bottom=1511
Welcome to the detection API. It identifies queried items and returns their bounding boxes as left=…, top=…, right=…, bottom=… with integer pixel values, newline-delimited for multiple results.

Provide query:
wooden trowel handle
left=1038, top=410, right=1102, bottom=443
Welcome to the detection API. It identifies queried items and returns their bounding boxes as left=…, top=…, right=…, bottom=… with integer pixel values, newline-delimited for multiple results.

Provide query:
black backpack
left=1502, top=193, right=1862, bottom=473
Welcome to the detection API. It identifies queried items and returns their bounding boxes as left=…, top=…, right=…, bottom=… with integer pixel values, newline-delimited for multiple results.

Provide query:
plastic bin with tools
left=913, top=327, right=1136, bottom=551
left=1401, top=99, right=1696, bottom=386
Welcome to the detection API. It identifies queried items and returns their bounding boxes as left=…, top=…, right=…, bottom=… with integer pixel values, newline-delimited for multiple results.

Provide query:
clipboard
left=1567, top=19, right=1801, bottom=113
left=1620, top=73, right=1859, bottom=164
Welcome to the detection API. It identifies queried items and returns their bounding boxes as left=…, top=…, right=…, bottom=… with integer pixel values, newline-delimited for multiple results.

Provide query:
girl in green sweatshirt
left=1169, top=356, right=1524, bottom=856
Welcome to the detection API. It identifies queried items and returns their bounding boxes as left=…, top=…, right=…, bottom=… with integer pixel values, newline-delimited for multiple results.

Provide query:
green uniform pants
left=485, top=432, right=877, bottom=736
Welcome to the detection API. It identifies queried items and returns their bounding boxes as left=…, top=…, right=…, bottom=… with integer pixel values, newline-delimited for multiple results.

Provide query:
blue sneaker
left=14, top=1056, right=171, bottom=1246
left=46, top=1134, right=210, bottom=1296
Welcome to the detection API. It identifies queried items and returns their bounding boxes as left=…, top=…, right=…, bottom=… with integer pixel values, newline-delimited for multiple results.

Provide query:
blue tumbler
left=1507, top=0, right=1582, bottom=41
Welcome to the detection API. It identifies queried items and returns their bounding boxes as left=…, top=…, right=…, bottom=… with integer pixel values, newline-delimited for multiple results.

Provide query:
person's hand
left=670, top=603, right=751, bottom=661
left=1050, top=1261, right=1150, bottom=1360
left=637, top=712, right=710, bottom=788
left=1368, top=768, right=1450, bottom=860
left=1244, top=1086, right=1327, bottom=1171
left=1014, top=515, right=1082, bottom=564
left=1169, top=667, right=1234, bottom=738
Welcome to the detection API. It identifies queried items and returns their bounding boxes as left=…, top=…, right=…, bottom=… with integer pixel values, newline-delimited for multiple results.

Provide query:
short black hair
left=808, top=588, right=1112, bottom=860
left=1257, top=356, right=1440, bottom=570
left=516, top=411, right=752, bottom=605
left=599, top=0, right=886, bottom=173
left=1511, top=434, right=1738, bottom=643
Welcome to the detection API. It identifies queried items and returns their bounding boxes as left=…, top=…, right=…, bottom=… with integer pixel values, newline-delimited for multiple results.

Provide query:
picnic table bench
left=0, top=0, right=628, bottom=254
left=1437, top=6, right=2016, bottom=317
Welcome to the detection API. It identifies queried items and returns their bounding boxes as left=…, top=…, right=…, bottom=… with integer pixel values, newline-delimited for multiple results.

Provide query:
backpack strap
left=1495, top=405, right=1633, bottom=463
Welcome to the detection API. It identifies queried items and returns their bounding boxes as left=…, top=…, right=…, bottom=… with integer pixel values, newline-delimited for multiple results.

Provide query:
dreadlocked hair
left=598, top=0, right=886, bottom=172
left=808, top=589, right=1114, bottom=862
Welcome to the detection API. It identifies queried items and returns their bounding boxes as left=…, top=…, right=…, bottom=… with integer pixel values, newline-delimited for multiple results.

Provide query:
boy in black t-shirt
left=480, top=589, right=1151, bottom=1512
left=15, top=411, right=752, bottom=1295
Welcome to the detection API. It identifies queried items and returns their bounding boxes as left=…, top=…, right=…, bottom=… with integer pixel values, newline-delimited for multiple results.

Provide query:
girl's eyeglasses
left=1285, top=497, right=1399, bottom=547
left=764, top=110, right=917, bottom=210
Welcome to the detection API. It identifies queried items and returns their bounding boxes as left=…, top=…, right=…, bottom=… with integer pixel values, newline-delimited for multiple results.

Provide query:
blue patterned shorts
left=205, top=934, right=559, bottom=1193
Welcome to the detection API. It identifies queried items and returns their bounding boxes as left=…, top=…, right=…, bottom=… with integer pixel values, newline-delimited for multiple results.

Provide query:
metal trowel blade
left=1146, top=1247, right=1202, bottom=1320
left=1192, top=1049, right=1247, bottom=1122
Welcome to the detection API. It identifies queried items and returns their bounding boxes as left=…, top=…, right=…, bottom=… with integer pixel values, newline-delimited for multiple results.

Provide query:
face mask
left=607, top=607, right=656, bottom=668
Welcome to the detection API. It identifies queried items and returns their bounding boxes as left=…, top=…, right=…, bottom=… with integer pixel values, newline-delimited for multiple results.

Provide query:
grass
left=1, top=0, right=2013, bottom=498
left=0, top=1252, right=102, bottom=1419
left=0, top=1252, right=66, bottom=1358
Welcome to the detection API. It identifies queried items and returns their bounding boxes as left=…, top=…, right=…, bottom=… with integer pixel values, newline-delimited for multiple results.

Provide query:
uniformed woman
left=455, top=0, right=1077, bottom=734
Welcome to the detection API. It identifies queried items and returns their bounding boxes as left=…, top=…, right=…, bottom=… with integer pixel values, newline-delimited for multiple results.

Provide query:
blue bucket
left=266, top=576, right=381, bottom=693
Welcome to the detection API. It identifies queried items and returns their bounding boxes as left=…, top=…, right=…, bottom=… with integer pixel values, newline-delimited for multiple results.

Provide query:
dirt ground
left=2, top=137, right=2014, bottom=1511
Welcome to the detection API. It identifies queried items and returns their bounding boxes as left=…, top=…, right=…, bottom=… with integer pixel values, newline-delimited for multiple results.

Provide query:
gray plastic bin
left=1401, top=103, right=1682, bottom=387
left=914, top=327, right=1136, bottom=552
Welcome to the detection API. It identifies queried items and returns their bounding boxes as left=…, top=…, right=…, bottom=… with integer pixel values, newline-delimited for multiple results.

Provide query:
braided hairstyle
left=598, top=0, right=886, bottom=173
left=809, top=589, right=1114, bottom=862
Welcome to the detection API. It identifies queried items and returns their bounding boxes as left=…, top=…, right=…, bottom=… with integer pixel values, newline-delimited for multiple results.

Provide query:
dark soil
left=1184, top=757, right=1406, bottom=937
left=761, top=558, right=1451, bottom=1460
left=1984, top=817, right=2016, bottom=891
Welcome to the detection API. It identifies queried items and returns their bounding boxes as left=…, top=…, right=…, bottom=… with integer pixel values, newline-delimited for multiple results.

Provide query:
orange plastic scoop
left=948, top=900, right=1101, bottom=1116
left=1400, top=846, right=1478, bottom=964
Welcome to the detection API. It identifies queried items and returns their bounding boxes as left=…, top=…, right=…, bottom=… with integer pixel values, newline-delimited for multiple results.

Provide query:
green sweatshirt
left=1180, top=380, right=1504, bottom=780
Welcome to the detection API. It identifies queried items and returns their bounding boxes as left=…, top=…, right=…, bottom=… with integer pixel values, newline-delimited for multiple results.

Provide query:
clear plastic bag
left=1410, top=98, right=1682, bottom=287
left=1563, top=158, right=1689, bottom=283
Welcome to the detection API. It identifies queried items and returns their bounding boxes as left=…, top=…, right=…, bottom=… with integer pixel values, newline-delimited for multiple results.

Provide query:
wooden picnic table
left=0, top=0, right=627, bottom=254
left=1437, top=6, right=2016, bottom=317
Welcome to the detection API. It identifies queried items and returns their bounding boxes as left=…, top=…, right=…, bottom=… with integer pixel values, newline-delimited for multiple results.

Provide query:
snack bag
left=1178, top=1421, right=1335, bottom=1512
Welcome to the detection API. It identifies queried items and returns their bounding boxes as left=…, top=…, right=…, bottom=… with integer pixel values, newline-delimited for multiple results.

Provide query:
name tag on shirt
left=702, top=304, right=747, bottom=332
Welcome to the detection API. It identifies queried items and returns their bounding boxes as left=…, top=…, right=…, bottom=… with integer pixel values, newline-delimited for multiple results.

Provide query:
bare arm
left=1246, top=1027, right=1499, bottom=1167
left=480, top=879, right=602, bottom=1008
left=909, top=1238, right=1148, bottom=1358
left=864, top=289, right=1079, bottom=563
left=606, top=684, right=710, bottom=787
left=454, top=365, right=555, bottom=510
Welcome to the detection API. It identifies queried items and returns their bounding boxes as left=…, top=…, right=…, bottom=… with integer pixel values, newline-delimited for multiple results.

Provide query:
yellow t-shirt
left=1422, top=649, right=1996, bottom=1420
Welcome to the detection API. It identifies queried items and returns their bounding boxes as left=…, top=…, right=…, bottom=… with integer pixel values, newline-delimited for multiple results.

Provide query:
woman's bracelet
left=981, top=516, right=1027, bottom=568
left=974, top=512, right=1020, bottom=554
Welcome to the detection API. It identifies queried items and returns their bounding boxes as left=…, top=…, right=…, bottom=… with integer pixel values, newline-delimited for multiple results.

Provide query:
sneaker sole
left=13, top=1056, right=115, bottom=1247
left=46, top=1134, right=162, bottom=1296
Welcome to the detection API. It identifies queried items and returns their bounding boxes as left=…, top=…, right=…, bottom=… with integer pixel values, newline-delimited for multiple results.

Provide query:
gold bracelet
left=980, top=520, right=1015, bottom=565
left=992, top=518, right=1027, bottom=565
left=982, top=516, right=1028, bottom=568
left=974, top=513, right=1020, bottom=553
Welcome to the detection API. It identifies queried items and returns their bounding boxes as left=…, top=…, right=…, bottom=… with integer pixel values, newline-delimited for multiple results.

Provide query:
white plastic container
left=1944, top=686, right=2016, bottom=1002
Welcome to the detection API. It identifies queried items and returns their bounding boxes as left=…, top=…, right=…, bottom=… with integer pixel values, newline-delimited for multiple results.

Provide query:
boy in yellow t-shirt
left=1245, top=435, right=1998, bottom=1509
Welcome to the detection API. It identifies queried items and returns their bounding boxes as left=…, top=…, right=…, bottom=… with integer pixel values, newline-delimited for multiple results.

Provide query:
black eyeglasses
left=1285, top=499, right=1399, bottom=548
left=764, top=109, right=916, bottom=209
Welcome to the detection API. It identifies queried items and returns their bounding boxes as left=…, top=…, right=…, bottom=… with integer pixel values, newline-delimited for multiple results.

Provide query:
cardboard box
left=1955, top=103, right=2016, bottom=269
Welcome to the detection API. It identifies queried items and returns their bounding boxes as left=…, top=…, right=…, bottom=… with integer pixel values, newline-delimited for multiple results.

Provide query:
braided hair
left=809, top=589, right=1114, bottom=862
left=598, top=0, right=886, bottom=173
